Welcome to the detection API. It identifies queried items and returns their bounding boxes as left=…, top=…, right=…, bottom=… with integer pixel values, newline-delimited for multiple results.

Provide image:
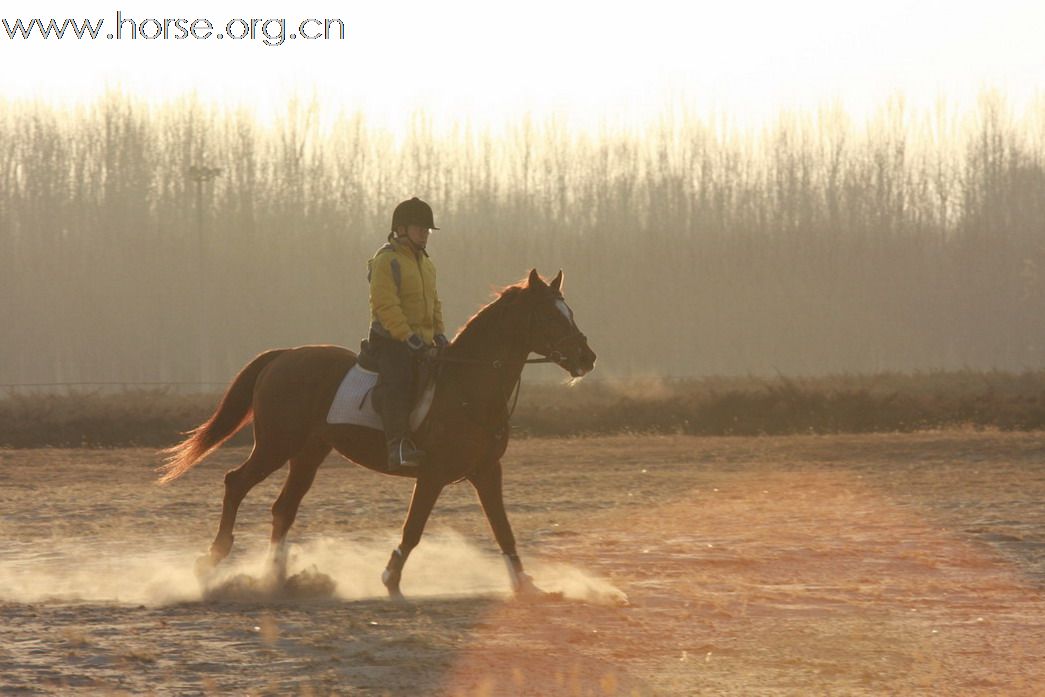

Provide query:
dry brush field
left=1, top=432, right=1044, bottom=695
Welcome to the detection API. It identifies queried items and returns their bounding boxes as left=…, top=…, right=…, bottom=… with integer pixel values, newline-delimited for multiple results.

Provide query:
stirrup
left=387, top=439, right=425, bottom=473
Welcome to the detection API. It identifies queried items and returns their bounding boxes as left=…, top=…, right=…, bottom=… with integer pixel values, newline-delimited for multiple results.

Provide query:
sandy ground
left=1, top=431, right=1043, bottom=696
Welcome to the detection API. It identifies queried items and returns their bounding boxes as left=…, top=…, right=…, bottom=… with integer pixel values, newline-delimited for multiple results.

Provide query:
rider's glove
left=434, top=333, right=449, bottom=349
left=405, top=333, right=426, bottom=354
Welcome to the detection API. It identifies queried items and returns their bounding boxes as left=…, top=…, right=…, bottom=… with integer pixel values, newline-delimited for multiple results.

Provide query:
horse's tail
left=156, top=349, right=287, bottom=484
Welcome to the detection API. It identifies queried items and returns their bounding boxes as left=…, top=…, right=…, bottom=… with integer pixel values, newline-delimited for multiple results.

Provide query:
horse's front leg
left=382, top=474, right=444, bottom=598
left=468, top=461, right=541, bottom=596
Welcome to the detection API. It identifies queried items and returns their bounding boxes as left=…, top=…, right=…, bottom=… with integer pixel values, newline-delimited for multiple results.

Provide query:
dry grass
left=2, top=370, right=1044, bottom=447
left=514, top=370, right=1045, bottom=436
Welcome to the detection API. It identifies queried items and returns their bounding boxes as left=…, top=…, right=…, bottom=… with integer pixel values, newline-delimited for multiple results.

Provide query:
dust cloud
left=0, top=530, right=625, bottom=607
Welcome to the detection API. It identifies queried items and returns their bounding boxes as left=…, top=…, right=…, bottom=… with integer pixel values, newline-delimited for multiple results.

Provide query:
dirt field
left=1, top=432, right=1043, bottom=696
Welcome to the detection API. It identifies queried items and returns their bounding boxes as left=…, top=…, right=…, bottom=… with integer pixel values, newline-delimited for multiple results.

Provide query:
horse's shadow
left=195, top=570, right=568, bottom=606
left=165, top=591, right=509, bottom=695
left=169, top=571, right=644, bottom=697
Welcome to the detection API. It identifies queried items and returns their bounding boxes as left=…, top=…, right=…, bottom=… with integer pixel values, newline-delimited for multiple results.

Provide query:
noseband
left=537, top=326, right=587, bottom=367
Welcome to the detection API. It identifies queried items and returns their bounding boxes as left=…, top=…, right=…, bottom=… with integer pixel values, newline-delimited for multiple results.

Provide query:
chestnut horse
left=157, top=269, right=596, bottom=597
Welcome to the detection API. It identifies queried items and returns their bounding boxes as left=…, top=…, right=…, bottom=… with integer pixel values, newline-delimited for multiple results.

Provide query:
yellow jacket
left=368, top=238, right=444, bottom=343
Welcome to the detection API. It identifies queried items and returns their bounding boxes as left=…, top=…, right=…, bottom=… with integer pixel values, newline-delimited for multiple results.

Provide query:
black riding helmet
left=390, top=197, right=439, bottom=232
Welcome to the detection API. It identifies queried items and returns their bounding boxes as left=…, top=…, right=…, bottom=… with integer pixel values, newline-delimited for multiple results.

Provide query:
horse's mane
left=452, top=279, right=530, bottom=345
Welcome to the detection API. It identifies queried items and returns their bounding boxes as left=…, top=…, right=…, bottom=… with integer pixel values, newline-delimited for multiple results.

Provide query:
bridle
left=425, top=294, right=588, bottom=440
left=537, top=325, right=588, bottom=369
left=429, top=295, right=587, bottom=372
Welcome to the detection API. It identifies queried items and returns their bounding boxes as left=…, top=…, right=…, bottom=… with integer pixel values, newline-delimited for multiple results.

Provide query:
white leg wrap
left=267, top=540, right=290, bottom=585
left=382, top=546, right=405, bottom=586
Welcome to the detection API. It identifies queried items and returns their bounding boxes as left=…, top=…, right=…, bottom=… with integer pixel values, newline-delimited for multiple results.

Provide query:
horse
left=157, top=269, right=596, bottom=597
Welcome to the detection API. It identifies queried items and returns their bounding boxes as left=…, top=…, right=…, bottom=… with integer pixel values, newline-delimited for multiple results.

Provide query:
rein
left=416, top=293, right=588, bottom=484
left=427, top=354, right=562, bottom=369
left=423, top=303, right=587, bottom=445
left=428, top=304, right=588, bottom=371
left=424, top=353, right=544, bottom=428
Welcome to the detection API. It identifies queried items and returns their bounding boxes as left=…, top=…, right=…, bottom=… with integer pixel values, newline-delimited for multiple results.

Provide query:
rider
left=367, top=197, right=448, bottom=473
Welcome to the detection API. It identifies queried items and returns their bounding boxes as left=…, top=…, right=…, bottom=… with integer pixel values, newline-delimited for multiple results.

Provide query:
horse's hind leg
left=198, top=444, right=288, bottom=572
left=267, top=436, right=331, bottom=583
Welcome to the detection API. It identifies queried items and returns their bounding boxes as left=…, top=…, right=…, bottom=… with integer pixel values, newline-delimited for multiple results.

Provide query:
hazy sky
left=3, top=0, right=1044, bottom=131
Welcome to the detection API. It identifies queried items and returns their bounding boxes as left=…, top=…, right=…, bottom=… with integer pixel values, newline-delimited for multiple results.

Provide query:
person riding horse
left=161, top=263, right=597, bottom=596
left=367, top=197, right=448, bottom=473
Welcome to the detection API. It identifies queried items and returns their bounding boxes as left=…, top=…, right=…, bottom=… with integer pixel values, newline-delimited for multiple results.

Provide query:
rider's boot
left=380, top=384, right=424, bottom=474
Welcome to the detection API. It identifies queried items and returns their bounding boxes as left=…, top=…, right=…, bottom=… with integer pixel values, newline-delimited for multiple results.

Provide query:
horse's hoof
left=266, top=550, right=290, bottom=591
left=517, top=588, right=562, bottom=602
left=517, top=580, right=542, bottom=597
left=194, top=553, right=219, bottom=580
left=382, top=569, right=404, bottom=600
left=263, top=569, right=288, bottom=592
left=514, top=574, right=561, bottom=601
left=382, top=580, right=406, bottom=601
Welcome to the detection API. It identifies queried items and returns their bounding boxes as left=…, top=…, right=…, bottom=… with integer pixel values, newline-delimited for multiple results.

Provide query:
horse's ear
left=550, top=270, right=564, bottom=292
left=527, top=269, right=544, bottom=288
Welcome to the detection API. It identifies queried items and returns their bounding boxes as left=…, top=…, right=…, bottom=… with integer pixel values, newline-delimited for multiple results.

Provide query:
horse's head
left=523, top=269, right=596, bottom=378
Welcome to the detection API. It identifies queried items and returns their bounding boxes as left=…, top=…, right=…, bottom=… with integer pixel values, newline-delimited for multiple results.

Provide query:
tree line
left=1, top=91, right=1043, bottom=385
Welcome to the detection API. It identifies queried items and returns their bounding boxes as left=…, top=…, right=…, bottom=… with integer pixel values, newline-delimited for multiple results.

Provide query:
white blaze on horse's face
left=555, top=298, right=576, bottom=328
left=553, top=297, right=591, bottom=377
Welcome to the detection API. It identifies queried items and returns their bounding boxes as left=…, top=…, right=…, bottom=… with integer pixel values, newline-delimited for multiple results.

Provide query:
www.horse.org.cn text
left=1, top=13, right=346, bottom=46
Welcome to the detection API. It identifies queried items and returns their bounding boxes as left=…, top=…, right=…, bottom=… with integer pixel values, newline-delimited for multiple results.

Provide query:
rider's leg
left=374, top=335, right=423, bottom=472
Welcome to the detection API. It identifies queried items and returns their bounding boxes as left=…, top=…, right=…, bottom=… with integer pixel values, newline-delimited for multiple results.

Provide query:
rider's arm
left=369, top=252, right=412, bottom=341
left=433, top=287, right=444, bottom=337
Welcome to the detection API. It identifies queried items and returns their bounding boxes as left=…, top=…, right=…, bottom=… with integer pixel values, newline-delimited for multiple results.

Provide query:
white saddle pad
left=326, top=364, right=434, bottom=432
